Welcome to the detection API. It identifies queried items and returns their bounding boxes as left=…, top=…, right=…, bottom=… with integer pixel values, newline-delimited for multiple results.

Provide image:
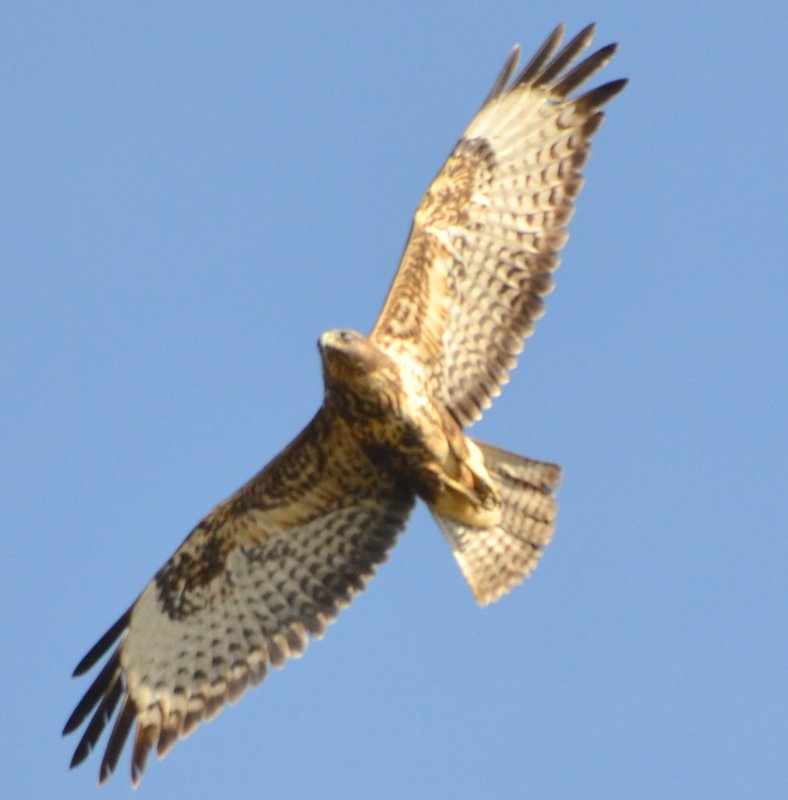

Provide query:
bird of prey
left=64, top=23, right=626, bottom=786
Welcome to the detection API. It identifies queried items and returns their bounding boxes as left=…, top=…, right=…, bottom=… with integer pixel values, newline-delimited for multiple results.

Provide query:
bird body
left=321, top=328, right=500, bottom=528
left=64, top=23, right=626, bottom=785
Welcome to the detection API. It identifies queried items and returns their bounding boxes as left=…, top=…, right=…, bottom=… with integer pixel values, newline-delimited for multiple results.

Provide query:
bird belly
left=363, top=395, right=502, bottom=528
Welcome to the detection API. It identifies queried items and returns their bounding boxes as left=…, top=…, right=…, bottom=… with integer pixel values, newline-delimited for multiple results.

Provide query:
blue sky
left=2, top=2, right=786, bottom=798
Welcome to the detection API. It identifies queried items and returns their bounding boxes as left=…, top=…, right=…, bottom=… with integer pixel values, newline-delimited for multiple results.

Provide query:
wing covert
left=371, top=24, right=626, bottom=426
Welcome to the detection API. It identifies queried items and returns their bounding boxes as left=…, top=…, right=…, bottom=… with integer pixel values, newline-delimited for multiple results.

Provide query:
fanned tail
left=432, top=442, right=561, bottom=606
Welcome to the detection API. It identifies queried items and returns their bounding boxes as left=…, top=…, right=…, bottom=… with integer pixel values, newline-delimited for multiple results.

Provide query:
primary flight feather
left=65, top=23, right=626, bottom=785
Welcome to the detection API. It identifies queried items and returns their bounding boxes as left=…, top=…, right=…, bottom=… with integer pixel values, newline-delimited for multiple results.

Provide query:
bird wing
left=370, top=24, right=626, bottom=426
left=63, top=409, right=414, bottom=786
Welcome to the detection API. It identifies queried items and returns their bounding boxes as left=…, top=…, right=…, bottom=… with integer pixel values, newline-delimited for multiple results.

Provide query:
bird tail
left=431, top=442, right=561, bottom=606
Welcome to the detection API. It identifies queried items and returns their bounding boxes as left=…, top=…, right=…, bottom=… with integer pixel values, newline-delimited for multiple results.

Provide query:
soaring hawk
left=64, top=23, right=626, bottom=785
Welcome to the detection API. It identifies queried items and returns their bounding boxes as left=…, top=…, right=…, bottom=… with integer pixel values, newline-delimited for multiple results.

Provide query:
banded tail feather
left=432, top=443, right=561, bottom=605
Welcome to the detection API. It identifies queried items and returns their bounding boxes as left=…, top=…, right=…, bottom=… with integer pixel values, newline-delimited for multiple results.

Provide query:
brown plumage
left=64, top=24, right=626, bottom=785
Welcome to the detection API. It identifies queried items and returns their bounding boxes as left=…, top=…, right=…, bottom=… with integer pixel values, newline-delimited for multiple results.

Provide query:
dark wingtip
left=515, top=22, right=566, bottom=86
left=72, top=609, right=130, bottom=677
left=130, top=724, right=156, bottom=789
left=65, top=612, right=133, bottom=782
left=578, top=21, right=597, bottom=39
left=64, top=653, right=120, bottom=735
left=98, top=697, right=136, bottom=785
left=532, top=22, right=597, bottom=89
left=67, top=664, right=124, bottom=769
left=550, top=21, right=568, bottom=45
left=577, top=77, right=628, bottom=112
left=483, top=44, right=521, bottom=105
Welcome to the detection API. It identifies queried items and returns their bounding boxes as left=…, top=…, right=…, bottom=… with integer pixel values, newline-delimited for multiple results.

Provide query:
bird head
left=318, top=329, right=396, bottom=394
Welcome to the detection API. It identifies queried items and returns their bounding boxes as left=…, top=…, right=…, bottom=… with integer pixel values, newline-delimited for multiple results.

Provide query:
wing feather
left=514, top=22, right=566, bottom=86
left=371, top=25, right=626, bottom=426
left=64, top=410, right=414, bottom=785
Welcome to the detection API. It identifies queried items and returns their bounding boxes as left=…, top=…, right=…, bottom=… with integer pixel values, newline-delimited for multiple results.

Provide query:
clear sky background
left=2, top=2, right=786, bottom=798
